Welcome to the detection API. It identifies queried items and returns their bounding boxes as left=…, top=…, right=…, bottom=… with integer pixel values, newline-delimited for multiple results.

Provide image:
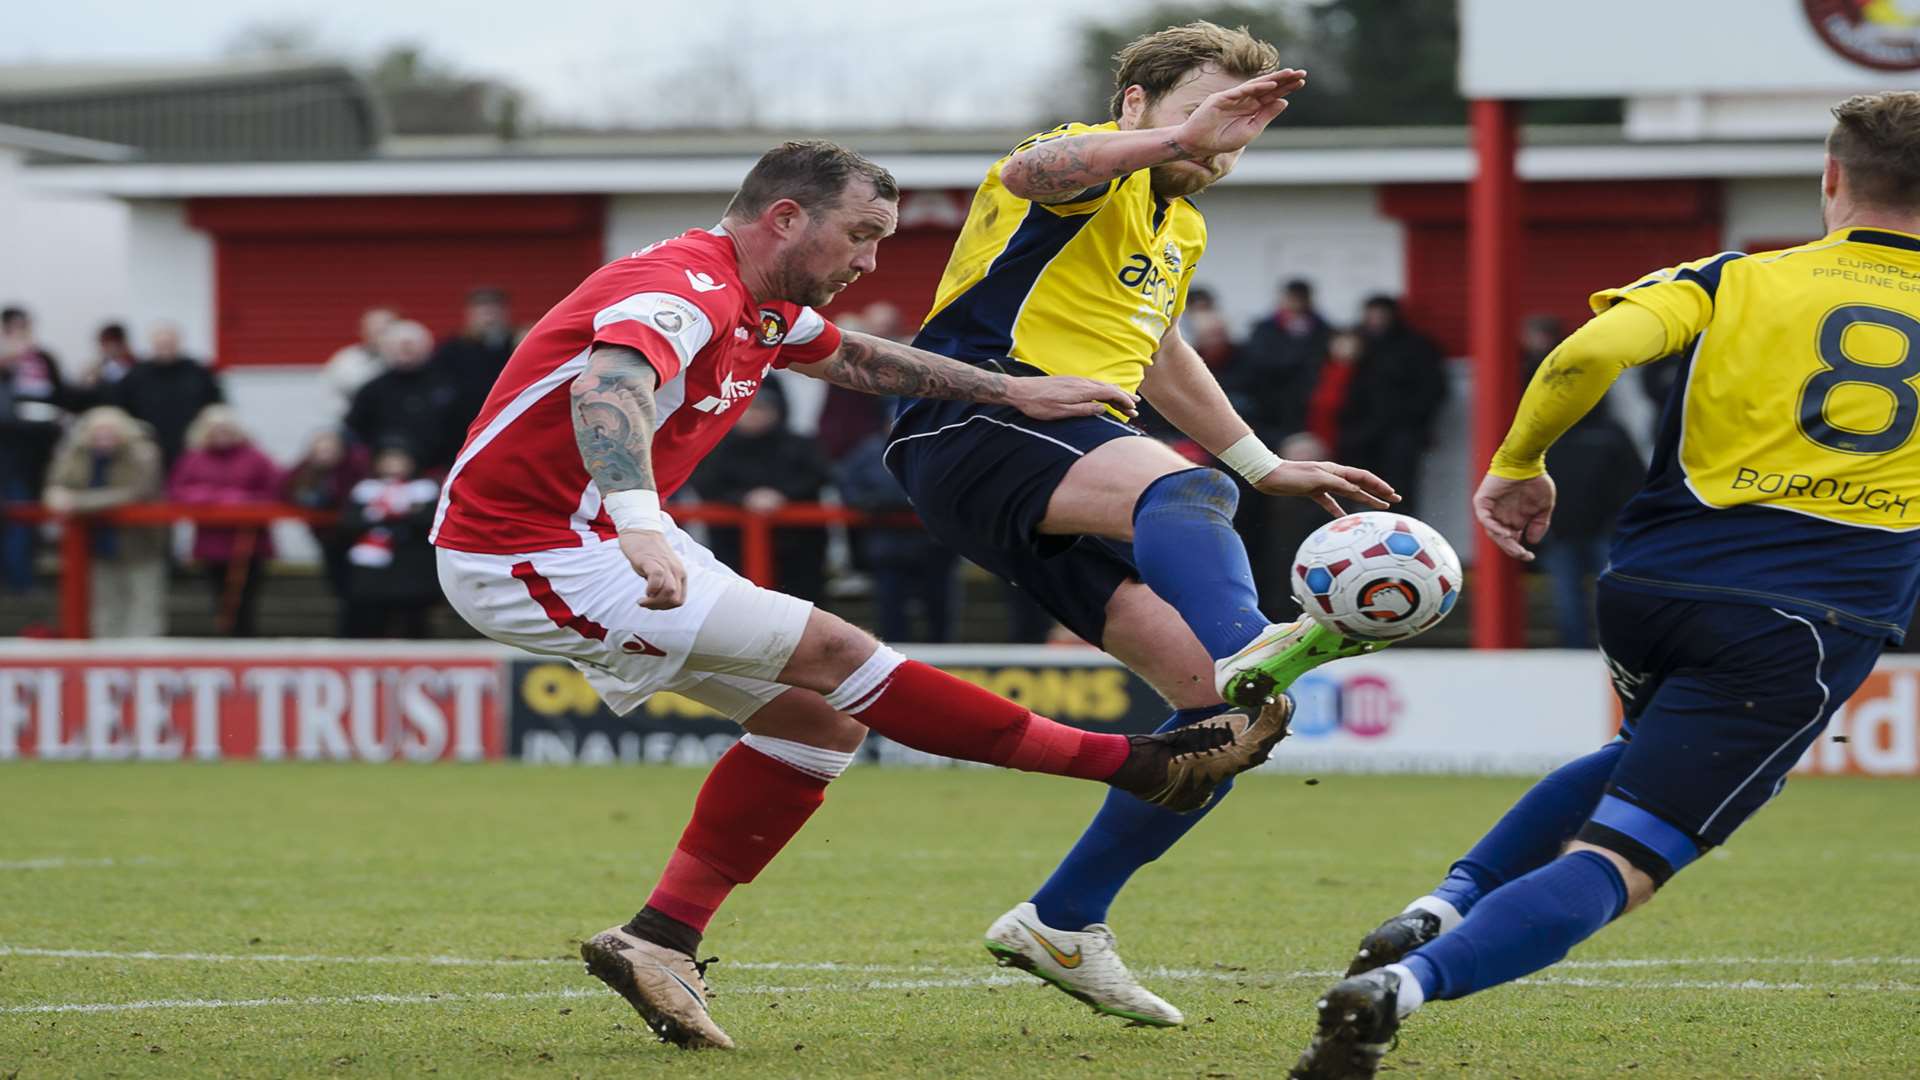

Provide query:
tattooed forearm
left=1003, top=131, right=1193, bottom=203
left=812, top=332, right=1013, bottom=403
left=571, top=344, right=660, bottom=496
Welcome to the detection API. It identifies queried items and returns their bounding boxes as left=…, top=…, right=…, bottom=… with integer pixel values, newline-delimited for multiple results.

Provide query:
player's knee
left=807, top=708, right=869, bottom=753
left=778, top=610, right=880, bottom=694
left=1573, top=794, right=1699, bottom=912
left=1132, top=467, right=1240, bottom=531
left=1565, top=839, right=1660, bottom=913
left=744, top=689, right=869, bottom=754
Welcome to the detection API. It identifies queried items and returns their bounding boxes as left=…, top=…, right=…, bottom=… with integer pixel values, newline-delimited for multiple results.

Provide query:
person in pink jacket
left=169, top=405, right=282, bottom=635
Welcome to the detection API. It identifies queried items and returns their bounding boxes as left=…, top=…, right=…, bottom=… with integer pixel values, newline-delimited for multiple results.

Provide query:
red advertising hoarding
left=0, top=644, right=505, bottom=762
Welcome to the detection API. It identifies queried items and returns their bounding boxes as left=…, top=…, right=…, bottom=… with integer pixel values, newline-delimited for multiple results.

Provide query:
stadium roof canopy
left=22, top=122, right=1824, bottom=198
left=0, top=121, right=135, bottom=163
left=0, top=61, right=380, bottom=162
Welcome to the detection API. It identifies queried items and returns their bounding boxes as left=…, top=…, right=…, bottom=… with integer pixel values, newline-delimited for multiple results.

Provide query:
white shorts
left=436, top=519, right=813, bottom=723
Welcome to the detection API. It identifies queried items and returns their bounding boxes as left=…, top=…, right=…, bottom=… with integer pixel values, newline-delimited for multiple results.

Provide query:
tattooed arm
left=570, top=343, right=686, bottom=607
left=572, top=344, right=660, bottom=495
left=788, top=331, right=1137, bottom=420
left=1000, top=69, right=1305, bottom=203
left=1002, top=127, right=1194, bottom=205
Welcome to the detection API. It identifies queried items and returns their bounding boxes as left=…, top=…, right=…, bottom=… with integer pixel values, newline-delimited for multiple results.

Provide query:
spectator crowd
left=2, top=279, right=1662, bottom=646
left=1, top=290, right=513, bottom=639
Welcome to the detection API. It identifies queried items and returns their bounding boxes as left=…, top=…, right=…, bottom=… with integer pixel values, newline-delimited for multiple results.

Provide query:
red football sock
left=645, top=742, right=828, bottom=932
left=843, top=660, right=1128, bottom=780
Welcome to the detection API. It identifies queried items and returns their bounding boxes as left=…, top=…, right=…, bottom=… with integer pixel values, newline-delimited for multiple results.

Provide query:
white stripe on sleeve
left=786, top=307, right=829, bottom=347
left=592, top=292, right=714, bottom=367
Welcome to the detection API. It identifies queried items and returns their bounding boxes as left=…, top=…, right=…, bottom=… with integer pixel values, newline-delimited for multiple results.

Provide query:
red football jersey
left=432, top=228, right=841, bottom=554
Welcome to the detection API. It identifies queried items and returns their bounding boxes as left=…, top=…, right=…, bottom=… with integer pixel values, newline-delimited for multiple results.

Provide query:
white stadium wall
left=0, top=146, right=130, bottom=373
left=1151, top=185, right=1406, bottom=333
left=1724, top=177, right=1829, bottom=253
left=123, top=200, right=215, bottom=363
left=605, top=193, right=733, bottom=261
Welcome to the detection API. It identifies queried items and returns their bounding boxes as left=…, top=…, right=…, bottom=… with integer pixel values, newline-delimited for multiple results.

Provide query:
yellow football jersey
left=1595, top=226, right=1920, bottom=637
left=912, top=122, right=1207, bottom=394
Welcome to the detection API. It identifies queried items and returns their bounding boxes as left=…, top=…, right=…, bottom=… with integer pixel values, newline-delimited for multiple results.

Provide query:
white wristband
left=602, top=490, right=664, bottom=534
left=1219, top=433, right=1283, bottom=485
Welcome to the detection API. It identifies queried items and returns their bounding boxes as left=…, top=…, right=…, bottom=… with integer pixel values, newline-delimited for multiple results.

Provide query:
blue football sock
left=1403, top=849, right=1627, bottom=1000
left=1029, top=705, right=1233, bottom=929
left=1430, top=741, right=1623, bottom=916
left=1131, top=468, right=1267, bottom=659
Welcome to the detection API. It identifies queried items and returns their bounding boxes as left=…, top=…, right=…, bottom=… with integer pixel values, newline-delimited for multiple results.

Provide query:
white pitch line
left=7, top=970, right=1920, bottom=1018
left=0, top=857, right=158, bottom=872
left=0, top=947, right=961, bottom=974
left=7, top=945, right=1919, bottom=973
left=1556, top=956, right=1920, bottom=970
left=0, top=947, right=570, bottom=967
left=1521, top=975, right=1920, bottom=994
left=0, top=971, right=1259, bottom=1017
left=1, top=988, right=604, bottom=1016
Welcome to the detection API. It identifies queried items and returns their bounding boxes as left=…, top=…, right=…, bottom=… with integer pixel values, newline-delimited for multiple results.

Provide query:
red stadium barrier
left=0, top=502, right=923, bottom=639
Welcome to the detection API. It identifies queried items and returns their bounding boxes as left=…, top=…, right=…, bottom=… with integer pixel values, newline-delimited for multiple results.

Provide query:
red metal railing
left=1, top=502, right=921, bottom=639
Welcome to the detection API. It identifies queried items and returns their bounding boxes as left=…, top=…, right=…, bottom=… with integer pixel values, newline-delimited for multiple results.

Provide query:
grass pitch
left=2, top=763, right=1916, bottom=1079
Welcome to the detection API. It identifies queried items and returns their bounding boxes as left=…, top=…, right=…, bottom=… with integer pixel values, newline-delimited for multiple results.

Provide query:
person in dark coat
left=0, top=305, right=74, bottom=591
left=74, top=322, right=140, bottom=405
left=685, top=381, right=831, bottom=602
left=1520, top=316, right=1646, bottom=648
left=836, top=431, right=959, bottom=643
left=111, top=322, right=225, bottom=471
left=433, top=287, right=516, bottom=433
left=345, top=319, right=464, bottom=472
left=1224, top=278, right=1331, bottom=444
left=1337, top=295, right=1449, bottom=514
left=341, top=438, right=443, bottom=639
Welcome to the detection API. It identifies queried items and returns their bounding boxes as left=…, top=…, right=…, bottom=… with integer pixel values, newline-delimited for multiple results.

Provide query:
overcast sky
left=2, top=0, right=1169, bottom=127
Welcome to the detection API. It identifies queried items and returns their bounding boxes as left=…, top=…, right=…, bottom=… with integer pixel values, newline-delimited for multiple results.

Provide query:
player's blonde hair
left=1828, top=92, right=1920, bottom=210
left=1108, top=20, right=1280, bottom=121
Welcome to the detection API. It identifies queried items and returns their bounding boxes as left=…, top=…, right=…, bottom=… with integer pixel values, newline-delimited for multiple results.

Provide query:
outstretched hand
left=1006, top=376, right=1140, bottom=421
left=1174, top=69, right=1307, bottom=158
left=1253, top=459, right=1397, bottom=517
left=1473, top=472, right=1557, bottom=562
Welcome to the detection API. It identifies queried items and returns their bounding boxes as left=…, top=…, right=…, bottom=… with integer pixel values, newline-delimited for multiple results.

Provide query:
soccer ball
left=1290, top=512, right=1462, bottom=642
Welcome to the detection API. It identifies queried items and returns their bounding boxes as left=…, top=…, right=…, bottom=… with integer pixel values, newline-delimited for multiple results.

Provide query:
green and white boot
left=1214, top=618, right=1384, bottom=709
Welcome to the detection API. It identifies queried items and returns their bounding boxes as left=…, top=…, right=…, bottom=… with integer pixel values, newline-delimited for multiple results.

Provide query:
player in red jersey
left=432, top=141, right=1296, bottom=1050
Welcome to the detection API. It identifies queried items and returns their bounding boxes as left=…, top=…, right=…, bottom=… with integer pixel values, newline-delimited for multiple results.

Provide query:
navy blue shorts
left=884, top=361, right=1146, bottom=644
left=1578, top=577, right=1884, bottom=882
